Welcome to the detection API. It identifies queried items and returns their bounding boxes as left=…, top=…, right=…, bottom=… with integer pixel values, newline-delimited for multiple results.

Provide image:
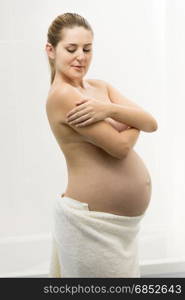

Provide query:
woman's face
left=47, top=26, right=93, bottom=82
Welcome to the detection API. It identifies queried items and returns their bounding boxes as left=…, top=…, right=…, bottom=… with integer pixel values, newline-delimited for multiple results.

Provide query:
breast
left=105, top=117, right=129, bottom=132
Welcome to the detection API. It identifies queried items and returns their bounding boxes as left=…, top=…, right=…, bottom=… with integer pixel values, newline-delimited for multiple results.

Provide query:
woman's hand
left=66, top=97, right=110, bottom=127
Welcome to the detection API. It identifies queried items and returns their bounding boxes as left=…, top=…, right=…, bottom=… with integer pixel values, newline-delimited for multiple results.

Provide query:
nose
left=77, top=55, right=85, bottom=62
left=76, top=49, right=86, bottom=60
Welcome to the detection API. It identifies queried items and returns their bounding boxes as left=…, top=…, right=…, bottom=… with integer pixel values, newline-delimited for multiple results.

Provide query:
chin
left=72, top=70, right=87, bottom=77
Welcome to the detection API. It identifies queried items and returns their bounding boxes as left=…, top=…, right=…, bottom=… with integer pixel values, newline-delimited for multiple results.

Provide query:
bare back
left=46, top=79, right=152, bottom=216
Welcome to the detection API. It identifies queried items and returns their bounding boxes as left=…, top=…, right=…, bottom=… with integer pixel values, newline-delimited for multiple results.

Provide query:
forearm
left=107, top=103, right=157, bottom=132
left=119, top=127, right=140, bottom=151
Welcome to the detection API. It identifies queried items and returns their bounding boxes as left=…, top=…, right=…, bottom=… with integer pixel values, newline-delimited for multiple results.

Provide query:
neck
left=53, top=72, right=87, bottom=90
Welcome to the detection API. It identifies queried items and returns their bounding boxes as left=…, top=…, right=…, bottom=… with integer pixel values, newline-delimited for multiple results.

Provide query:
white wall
left=0, top=0, right=185, bottom=277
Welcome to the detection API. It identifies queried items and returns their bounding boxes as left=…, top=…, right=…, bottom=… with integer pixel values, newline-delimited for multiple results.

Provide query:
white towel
left=48, top=194, right=145, bottom=278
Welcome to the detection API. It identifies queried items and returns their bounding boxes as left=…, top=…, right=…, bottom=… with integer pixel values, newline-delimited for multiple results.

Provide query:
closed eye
left=67, top=49, right=91, bottom=53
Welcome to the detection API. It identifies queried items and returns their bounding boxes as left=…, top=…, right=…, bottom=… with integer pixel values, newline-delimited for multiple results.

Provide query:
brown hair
left=46, top=13, right=94, bottom=84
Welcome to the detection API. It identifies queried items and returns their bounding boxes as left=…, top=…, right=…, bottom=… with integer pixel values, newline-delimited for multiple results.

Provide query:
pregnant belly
left=65, top=149, right=152, bottom=217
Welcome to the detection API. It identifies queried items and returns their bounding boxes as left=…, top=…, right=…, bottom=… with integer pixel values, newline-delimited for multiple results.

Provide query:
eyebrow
left=66, top=43, right=92, bottom=46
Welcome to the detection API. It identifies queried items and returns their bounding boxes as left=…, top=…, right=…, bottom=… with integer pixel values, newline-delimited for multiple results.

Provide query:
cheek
left=60, top=56, right=73, bottom=69
left=88, top=54, right=93, bottom=62
left=66, top=56, right=75, bottom=66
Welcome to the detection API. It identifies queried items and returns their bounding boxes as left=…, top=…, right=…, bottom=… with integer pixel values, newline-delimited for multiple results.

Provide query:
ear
left=45, top=43, right=55, bottom=59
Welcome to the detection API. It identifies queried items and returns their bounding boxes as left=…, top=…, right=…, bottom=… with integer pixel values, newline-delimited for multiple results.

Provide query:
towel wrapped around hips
left=48, top=194, right=145, bottom=278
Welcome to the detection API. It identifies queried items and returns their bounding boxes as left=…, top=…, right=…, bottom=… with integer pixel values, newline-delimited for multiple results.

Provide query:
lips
left=72, top=65, right=84, bottom=67
left=72, top=66, right=84, bottom=71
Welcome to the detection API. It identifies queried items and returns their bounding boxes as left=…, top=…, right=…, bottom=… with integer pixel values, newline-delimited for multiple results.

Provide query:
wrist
left=105, top=103, right=117, bottom=118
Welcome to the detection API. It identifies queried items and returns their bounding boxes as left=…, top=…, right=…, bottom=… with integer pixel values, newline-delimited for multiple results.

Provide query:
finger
left=68, top=114, right=91, bottom=124
left=67, top=108, right=92, bottom=121
left=66, top=108, right=78, bottom=117
left=77, top=97, right=89, bottom=103
left=76, top=99, right=88, bottom=105
left=76, top=118, right=94, bottom=127
left=67, top=101, right=88, bottom=117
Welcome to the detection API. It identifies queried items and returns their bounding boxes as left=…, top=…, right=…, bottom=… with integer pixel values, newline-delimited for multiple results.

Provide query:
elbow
left=150, top=120, right=158, bottom=132
left=145, top=120, right=158, bottom=132
left=117, top=143, right=130, bottom=159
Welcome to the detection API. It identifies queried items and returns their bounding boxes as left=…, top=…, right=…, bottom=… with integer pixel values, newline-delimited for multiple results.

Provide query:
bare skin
left=46, top=79, right=152, bottom=217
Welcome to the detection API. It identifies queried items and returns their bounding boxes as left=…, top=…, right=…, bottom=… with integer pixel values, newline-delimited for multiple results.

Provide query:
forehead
left=61, top=26, right=93, bottom=45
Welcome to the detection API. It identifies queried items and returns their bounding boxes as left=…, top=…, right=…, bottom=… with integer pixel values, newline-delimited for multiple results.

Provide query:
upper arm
left=50, top=87, right=129, bottom=159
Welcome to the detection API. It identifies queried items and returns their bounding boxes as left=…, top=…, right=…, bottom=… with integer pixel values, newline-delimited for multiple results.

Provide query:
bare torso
left=46, top=79, right=152, bottom=216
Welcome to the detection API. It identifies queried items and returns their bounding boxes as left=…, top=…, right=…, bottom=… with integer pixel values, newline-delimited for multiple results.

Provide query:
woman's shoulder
left=47, top=78, right=109, bottom=102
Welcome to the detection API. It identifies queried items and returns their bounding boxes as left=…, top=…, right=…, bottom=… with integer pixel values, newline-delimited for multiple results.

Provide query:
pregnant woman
left=45, top=13, right=158, bottom=278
